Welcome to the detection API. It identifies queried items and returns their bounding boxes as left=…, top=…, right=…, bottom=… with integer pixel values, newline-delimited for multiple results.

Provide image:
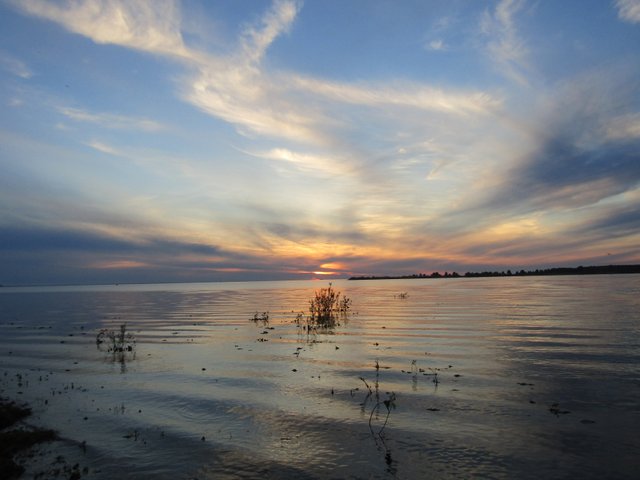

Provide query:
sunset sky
left=2, top=0, right=640, bottom=285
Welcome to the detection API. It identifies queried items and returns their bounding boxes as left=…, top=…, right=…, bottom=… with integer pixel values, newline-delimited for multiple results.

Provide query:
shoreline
left=349, top=264, right=640, bottom=281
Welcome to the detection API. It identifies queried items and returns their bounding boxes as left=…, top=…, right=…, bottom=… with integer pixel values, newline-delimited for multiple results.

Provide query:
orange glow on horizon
left=320, top=262, right=346, bottom=270
left=90, top=260, right=148, bottom=269
left=207, top=267, right=253, bottom=273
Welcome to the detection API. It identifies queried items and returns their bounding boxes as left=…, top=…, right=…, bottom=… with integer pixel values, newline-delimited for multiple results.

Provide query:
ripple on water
left=0, top=276, right=639, bottom=478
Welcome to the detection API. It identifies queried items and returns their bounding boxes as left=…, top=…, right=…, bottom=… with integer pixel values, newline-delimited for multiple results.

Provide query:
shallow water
left=1, top=276, right=639, bottom=479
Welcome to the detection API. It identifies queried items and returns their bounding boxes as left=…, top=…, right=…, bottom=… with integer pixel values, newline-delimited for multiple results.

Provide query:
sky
left=1, top=0, right=640, bottom=285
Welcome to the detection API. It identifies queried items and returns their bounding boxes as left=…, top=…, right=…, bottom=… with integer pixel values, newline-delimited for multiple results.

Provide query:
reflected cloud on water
left=0, top=277, right=638, bottom=478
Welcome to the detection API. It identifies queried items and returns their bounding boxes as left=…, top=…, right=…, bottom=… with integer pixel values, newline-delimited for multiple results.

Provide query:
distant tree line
left=349, top=264, right=640, bottom=281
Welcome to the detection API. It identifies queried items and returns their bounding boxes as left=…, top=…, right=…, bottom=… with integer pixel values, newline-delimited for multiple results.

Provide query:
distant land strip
left=348, top=264, right=640, bottom=281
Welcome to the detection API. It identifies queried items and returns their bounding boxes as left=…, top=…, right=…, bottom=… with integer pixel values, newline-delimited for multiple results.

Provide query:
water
left=1, top=276, right=638, bottom=479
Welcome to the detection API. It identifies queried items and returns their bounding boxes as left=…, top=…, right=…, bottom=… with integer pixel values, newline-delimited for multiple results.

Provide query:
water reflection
left=96, top=323, right=136, bottom=373
left=0, top=277, right=638, bottom=478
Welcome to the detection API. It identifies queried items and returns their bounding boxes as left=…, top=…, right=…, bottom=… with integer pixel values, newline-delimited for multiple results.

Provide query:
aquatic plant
left=250, top=311, right=270, bottom=326
left=296, top=283, right=351, bottom=331
left=96, top=324, right=135, bottom=354
left=369, top=392, right=396, bottom=436
left=359, top=377, right=374, bottom=395
left=309, top=283, right=351, bottom=324
left=426, top=367, right=440, bottom=386
left=357, top=359, right=396, bottom=437
left=96, top=324, right=136, bottom=372
left=549, top=403, right=571, bottom=416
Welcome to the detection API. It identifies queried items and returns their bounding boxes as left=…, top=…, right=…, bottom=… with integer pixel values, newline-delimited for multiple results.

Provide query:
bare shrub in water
left=302, top=283, right=351, bottom=329
left=96, top=323, right=135, bottom=354
left=250, top=311, right=270, bottom=326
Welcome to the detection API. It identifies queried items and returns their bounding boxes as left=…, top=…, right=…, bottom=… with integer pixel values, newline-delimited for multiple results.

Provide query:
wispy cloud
left=574, top=195, right=640, bottom=239
left=423, top=14, right=456, bottom=53
left=0, top=223, right=256, bottom=284
left=6, top=0, right=640, bottom=283
left=288, top=77, right=499, bottom=116
left=60, top=107, right=165, bottom=132
left=183, top=65, right=329, bottom=145
left=481, top=0, right=530, bottom=85
left=425, top=39, right=446, bottom=51
left=173, top=0, right=502, bottom=201
left=615, top=0, right=640, bottom=23
left=604, top=113, right=640, bottom=140
left=239, top=0, right=300, bottom=64
left=0, top=50, right=32, bottom=78
left=451, top=65, right=640, bottom=225
left=14, top=0, right=499, bottom=149
left=178, top=1, right=327, bottom=145
left=81, top=139, right=221, bottom=187
left=250, top=147, right=353, bottom=177
left=86, top=140, right=120, bottom=155
left=11, top=0, right=497, bottom=253
left=14, top=0, right=190, bottom=58
left=89, top=259, right=148, bottom=269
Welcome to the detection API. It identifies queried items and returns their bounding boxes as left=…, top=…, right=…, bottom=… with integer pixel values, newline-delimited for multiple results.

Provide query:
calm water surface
left=1, top=276, right=639, bottom=479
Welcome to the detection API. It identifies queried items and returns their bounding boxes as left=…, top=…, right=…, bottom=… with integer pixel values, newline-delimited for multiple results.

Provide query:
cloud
left=184, top=66, right=329, bottom=145
left=288, top=77, right=499, bottom=116
left=14, top=0, right=189, bottom=58
left=187, top=1, right=499, bottom=150
left=615, top=0, right=640, bottom=23
left=9, top=0, right=638, bottom=282
left=86, top=140, right=120, bottom=155
left=604, top=113, right=640, bottom=140
left=89, top=259, right=148, bottom=269
left=172, top=0, right=503, bottom=203
left=423, top=14, right=457, bottom=53
left=239, top=0, right=300, bottom=64
left=0, top=222, right=361, bottom=284
left=256, top=218, right=368, bottom=247
left=492, top=64, right=640, bottom=211
left=480, top=0, right=530, bottom=85
left=13, top=0, right=500, bottom=154
left=184, top=64, right=500, bottom=154
left=59, top=107, right=165, bottom=132
left=0, top=50, right=32, bottom=78
left=493, top=139, right=640, bottom=213
left=0, top=224, right=223, bottom=259
left=574, top=196, right=640, bottom=238
left=0, top=225, right=142, bottom=253
left=425, top=39, right=446, bottom=51
left=179, top=1, right=328, bottom=145
left=248, top=147, right=354, bottom=177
